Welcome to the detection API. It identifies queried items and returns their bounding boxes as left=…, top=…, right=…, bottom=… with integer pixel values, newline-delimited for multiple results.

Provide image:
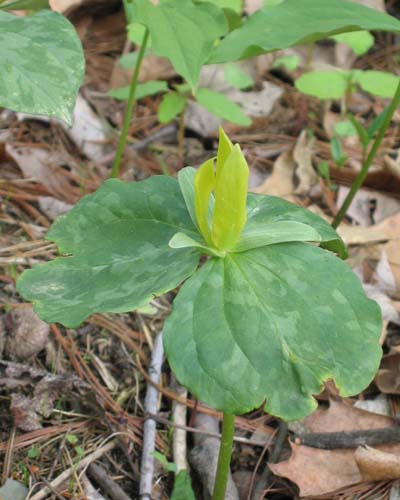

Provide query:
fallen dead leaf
left=338, top=212, right=400, bottom=246
left=251, top=151, right=295, bottom=197
left=49, top=0, right=83, bottom=12
left=355, top=446, right=400, bottom=481
left=38, top=196, right=73, bottom=221
left=293, top=130, right=319, bottom=196
left=376, top=353, right=400, bottom=395
left=271, top=400, right=400, bottom=497
left=4, top=308, right=50, bottom=361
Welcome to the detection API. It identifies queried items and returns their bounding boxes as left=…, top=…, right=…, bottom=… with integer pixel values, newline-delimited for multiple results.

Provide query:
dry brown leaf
left=110, top=55, right=176, bottom=89
left=376, top=353, right=400, bottom=395
left=251, top=151, right=294, bottom=197
left=49, top=0, right=83, bottom=12
left=4, top=308, right=49, bottom=360
left=338, top=212, right=400, bottom=246
left=355, top=446, right=400, bottom=481
left=293, top=130, right=318, bottom=195
left=270, top=400, right=400, bottom=497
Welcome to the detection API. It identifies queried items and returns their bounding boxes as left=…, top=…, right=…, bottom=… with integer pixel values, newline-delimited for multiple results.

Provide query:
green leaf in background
left=152, top=451, right=177, bottom=473
left=224, top=63, right=254, bottom=89
left=196, top=88, right=251, bottom=126
left=244, top=193, right=347, bottom=257
left=348, top=113, right=369, bottom=147
left=0, top=0, right=48, bottom=10
left=16, top=178, right=201, bottom=327
left=0, top=10, right=84, bottom=124
left=171, top=470, right=196, bottom=500
left=164, top=243, right=382, bottom=420
left=367, top=106, right=390, bottom=140
left=354, top=70, right=400, bottom=99
left=128, top=0, right=228, bottom=89
left=127, top=21, right=152, bottom=46
left=334, top=120, right=358, bottom=138
left=331, top=30, right=374, bottom=56
left=210, top=0, right=400, bottom=63
left=331, top=136, right=347, bottom=167
left=272, top=54, right=300, bottom=71
left=158, top=92, right=187, bottom=123
left=295, top=71, right=349, bottom=100
left=108, top=81, right=168, bottom=101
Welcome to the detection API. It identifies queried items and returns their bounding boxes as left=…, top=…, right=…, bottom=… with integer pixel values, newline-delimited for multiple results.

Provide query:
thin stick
left=110, top=28, right=150, bottom=178
left=27, top=440, right=116, bottom=500
left=332, top=80, right=400, bottom=228
left=212, top=413, right=235, bottom=500
left=139, top=331, right=164, bottom=499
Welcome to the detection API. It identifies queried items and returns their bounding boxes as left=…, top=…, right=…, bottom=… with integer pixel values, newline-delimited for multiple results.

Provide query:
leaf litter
left=0, top=0, right=400, bottom=498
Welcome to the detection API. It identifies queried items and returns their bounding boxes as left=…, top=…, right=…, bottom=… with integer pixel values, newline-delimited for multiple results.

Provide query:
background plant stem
left=332, top=80, right=400, bottom=228
left=110, top=28, right=149, bottom=178
left=212, top=413, right=235, bottom=500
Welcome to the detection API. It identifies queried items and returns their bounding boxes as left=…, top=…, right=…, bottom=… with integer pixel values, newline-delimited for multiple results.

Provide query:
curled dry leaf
left=375, top=353, right=400, bottom=395
left=4, top=307, right=50, bottom=361
left=355, top=446, right=400, bottom=482
left=251, top=151, right=295, bottom=197
left=338, top=211, right=400, bottom=246
left=270, top=400, right=400, bottom=497
left=293, top=130, right=318, bottom=196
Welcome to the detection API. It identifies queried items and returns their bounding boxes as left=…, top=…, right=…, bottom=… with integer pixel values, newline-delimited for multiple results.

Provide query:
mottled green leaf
left=196, top=88, right=251, bottom=126
left=244, top=194, right=347, bottom=258
left=128, top=0, right=228, bottom=88
left=210, top=0, right=400, bottom=63
left=0, top=10, right=84, bottom=124
left=212, top=145, right=249, bottom=250
left=178, top=167, right=197, bottom=228
left=108, top=81, right=168, bottom=101
left=17, top=177, right=201, bottom=327
left=295, top=71, right=349, bottom=100
left=158, top=92, right=187, bottom=123
left=164, top=244, right=382, bottom=419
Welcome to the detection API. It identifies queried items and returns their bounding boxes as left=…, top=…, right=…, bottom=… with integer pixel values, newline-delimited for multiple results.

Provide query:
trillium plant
left=17, top=128, right=382, bottom=499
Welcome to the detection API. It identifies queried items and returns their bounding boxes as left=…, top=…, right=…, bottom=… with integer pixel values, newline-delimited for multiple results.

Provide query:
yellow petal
left=194, top=157, right=215, bottom=245
left=211, top=144, right=249, bottom=251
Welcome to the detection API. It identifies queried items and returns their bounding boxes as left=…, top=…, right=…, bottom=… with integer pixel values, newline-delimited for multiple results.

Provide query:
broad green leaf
left=0, top=0, right=48, bottom=10
left=197, top=0, right=242, bottom=13
left=164, top=244, right=382, bottom=419
left=210, top=0, right=400, bottom=63
left=272, top=55, right=300, bottom=71
left=169, top=232, right=223, bottom=258
left=178, top=167, right=198, bottom=229
left=233, top=221, right=321, bottom=252
left=295, top=71, right=349, bottom=100
left=212, top=145, right=249, bottom=250
left=354, top=70, right=400, bottom=99
left=244, top=194, right=347, bottom=258
left=331, top=30, right=374, bottom=56
left=108, top=81, right=168, bottom=101
left=0, top=10, right=84, bottom=125
left=171, top=470, right=196, bottom=500
left=158, top=92, right=187, bottom=123
left=224, top=63, right=254, bottom=89
left=17, top=177, right=201, bottom=327
left=128, top=0, right=228, bottom=88
left=196, top=88, right=251, bottom=126
left=194, top=158, right=215, bottom=245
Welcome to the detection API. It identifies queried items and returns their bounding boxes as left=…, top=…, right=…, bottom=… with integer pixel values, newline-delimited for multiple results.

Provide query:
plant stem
left=332, top=80, right=400, bottom=229
left=110, top=28, right=149, bottom=178
left=212, top=413, right=235, bottom=500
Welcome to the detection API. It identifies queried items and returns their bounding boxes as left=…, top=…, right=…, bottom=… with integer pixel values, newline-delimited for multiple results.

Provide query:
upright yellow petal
left=216, top=127, right=233, bottom=180
left=211, top=144, right=249, bottom=251
left=194, top=157, right=215, bottom=245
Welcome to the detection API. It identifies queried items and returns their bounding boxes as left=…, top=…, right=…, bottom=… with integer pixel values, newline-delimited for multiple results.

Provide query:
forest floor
left=1, top=1, right=400, bottom=499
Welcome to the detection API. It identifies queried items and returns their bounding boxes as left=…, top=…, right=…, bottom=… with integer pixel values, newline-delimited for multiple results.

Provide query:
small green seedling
left=152, top=451, right=196, bottom=499
left=17, top=128, right=382, bottom=499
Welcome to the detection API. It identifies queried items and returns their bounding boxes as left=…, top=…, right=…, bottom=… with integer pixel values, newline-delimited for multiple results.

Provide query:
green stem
left=212, top=413, right=235, bottom=500
left=110, top=28, right=150, bottom=178
left=332, top=80, right=400, bottom=229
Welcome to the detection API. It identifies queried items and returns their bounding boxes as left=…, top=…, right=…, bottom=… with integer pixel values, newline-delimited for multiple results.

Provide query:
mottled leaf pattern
left=17, top=178, right=201, bottom=327
left=164, top=244, right=382, bottom=420
left=0, top=10, right=84, bottom=124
